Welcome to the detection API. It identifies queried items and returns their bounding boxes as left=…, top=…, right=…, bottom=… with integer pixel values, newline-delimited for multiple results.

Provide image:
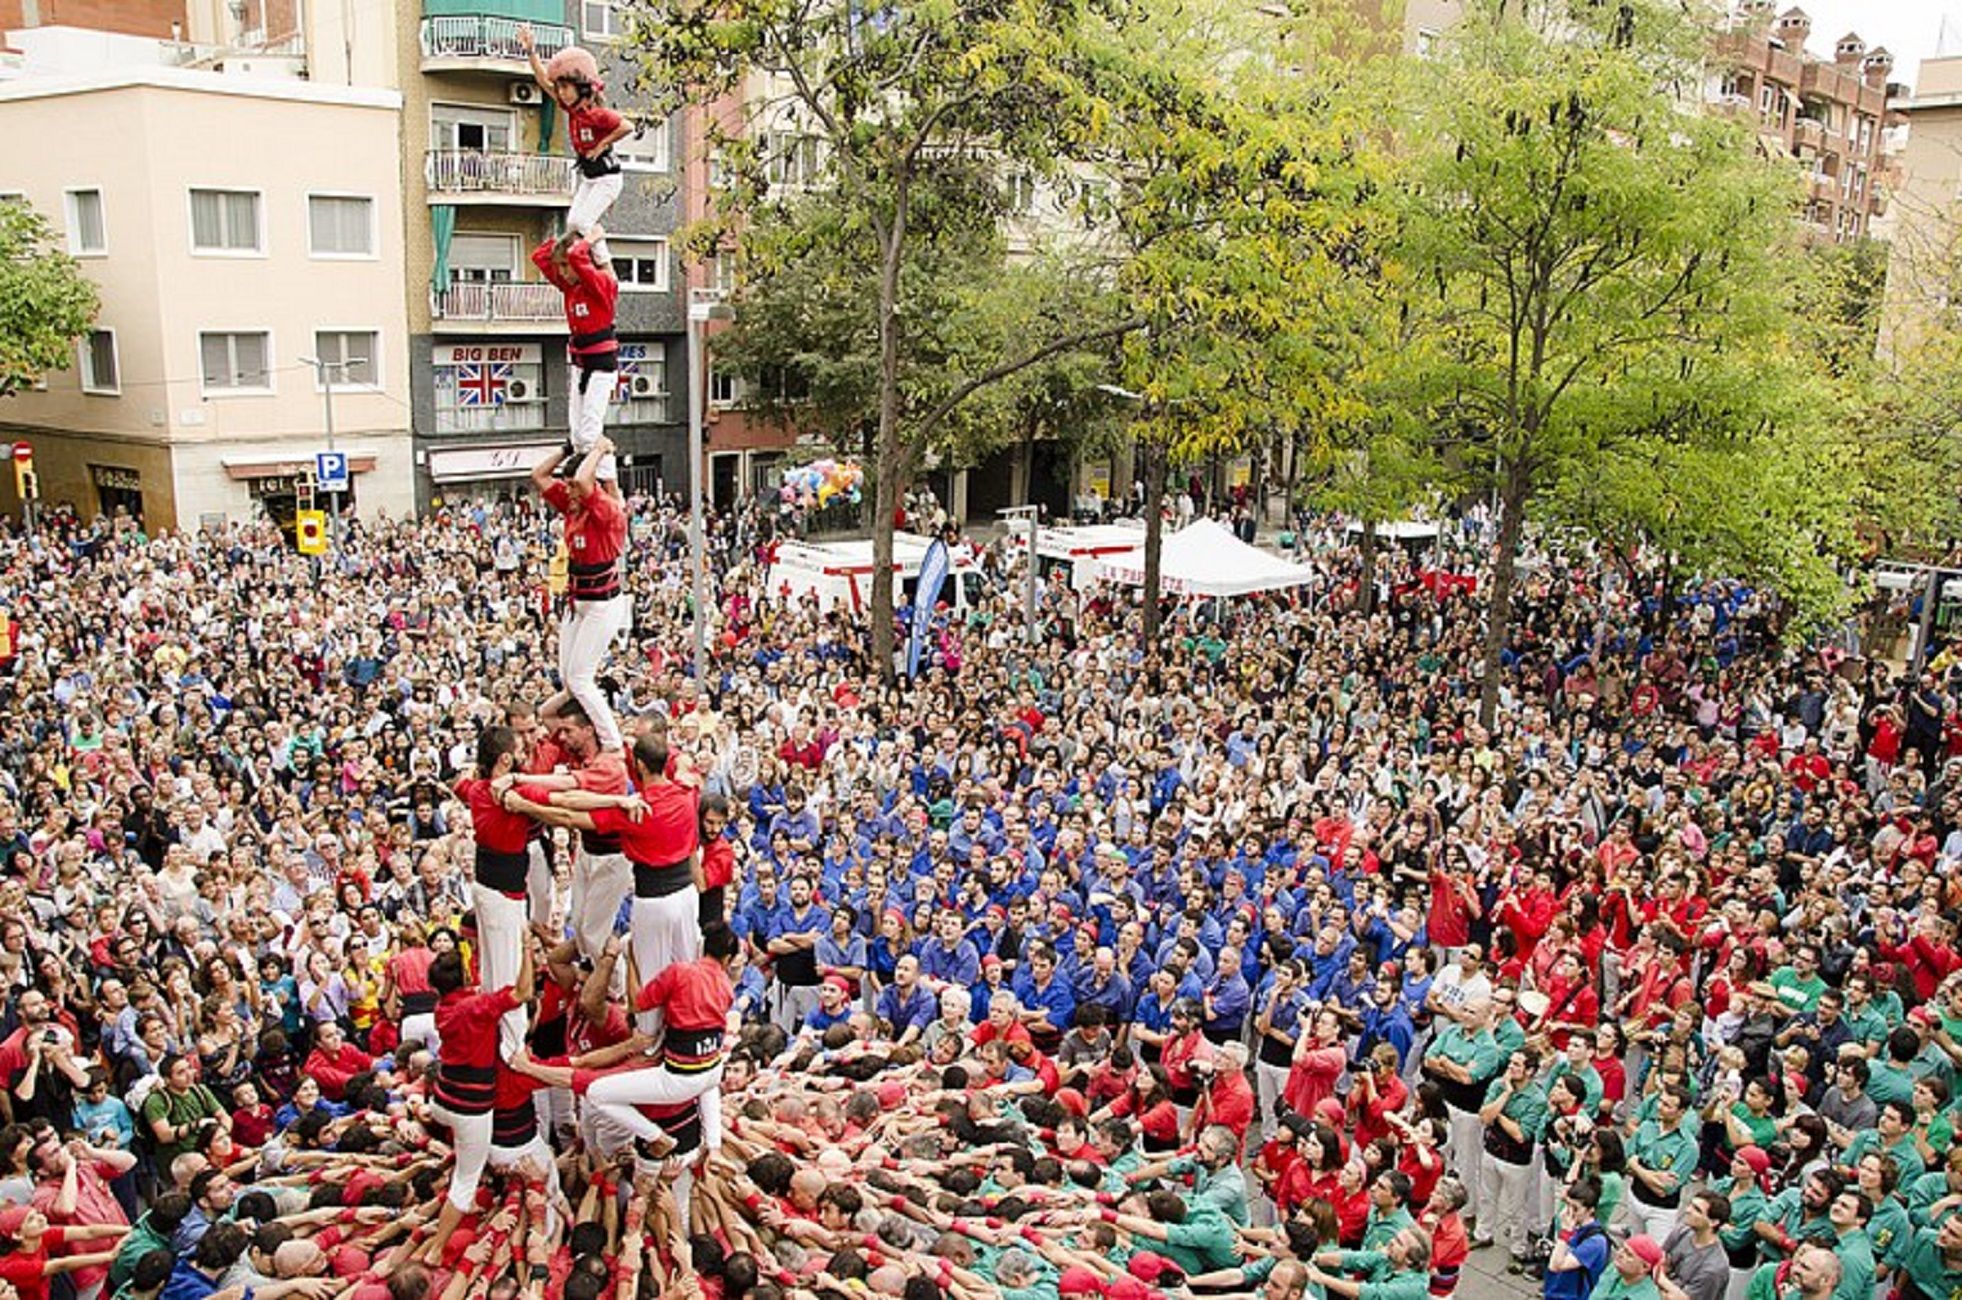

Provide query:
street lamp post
left=687, top=290, right=736, bottom=691
left=298, top=353, right=366, bottom=539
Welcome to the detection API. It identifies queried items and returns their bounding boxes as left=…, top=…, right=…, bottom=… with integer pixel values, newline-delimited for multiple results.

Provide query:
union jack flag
left=456, top=361, right=511, bottom=406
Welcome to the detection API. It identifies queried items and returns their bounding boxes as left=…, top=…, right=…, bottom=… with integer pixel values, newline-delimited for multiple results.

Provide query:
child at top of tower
left=519, top=26, right=632, bottom=250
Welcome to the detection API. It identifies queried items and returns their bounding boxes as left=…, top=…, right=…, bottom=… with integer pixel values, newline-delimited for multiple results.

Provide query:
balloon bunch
left=779, top=459, right=864, bottom=507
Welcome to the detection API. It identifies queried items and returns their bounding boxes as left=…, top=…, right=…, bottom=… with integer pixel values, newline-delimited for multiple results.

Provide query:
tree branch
left=918, top=317, right=1146, bottom=436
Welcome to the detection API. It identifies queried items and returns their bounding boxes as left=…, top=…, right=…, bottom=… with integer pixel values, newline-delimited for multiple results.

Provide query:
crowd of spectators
left=0, top=485, right=1958, bottom=1300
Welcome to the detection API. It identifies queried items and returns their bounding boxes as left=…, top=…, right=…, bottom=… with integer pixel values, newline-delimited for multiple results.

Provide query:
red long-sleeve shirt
left=531, top=238, right=617, bottom=359
left=304, top=1042, right=375, bottom=1101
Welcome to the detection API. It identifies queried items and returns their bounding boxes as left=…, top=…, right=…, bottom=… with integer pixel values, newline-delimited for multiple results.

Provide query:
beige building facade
left=0, top=68, right=414, bottom=531
left=1878, top=54, right=1962, bottom=360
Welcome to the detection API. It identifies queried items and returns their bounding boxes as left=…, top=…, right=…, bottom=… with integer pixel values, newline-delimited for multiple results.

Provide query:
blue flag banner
left=907, top=538, right=950, bottom=678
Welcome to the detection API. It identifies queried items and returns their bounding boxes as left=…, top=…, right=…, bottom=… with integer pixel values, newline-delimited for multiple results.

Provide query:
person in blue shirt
left=1075, top=946, right=1135, bottom=1021
left=916, top=910, right=981, bottom=990
left=1012, top=941, right=1077, bottom=1047
left=1356, top=977, right=1418, bottom=1068
left=799, top=976, right=857, bottom=1036
left=875, top=954, right=938, bottom=1046
left=1543, top=1176, right=1612, bottom=1300
left=768, top=786, right=821, bottom=856
left=1202, top=946, right=1252, bottom=1044
left=766, top=876, right=828, bottom=1032
left=814, top=905, right=867, bottom=986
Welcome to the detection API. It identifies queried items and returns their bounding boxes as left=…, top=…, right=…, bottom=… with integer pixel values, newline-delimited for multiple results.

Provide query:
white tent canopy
left=1094, top=518, right=1320, bottom=598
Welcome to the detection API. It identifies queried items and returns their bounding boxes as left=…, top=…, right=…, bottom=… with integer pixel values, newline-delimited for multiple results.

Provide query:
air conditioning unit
left=510, top=81, right=542, bottom=106
left=506, top=377, right=533, bottom=401
left=629, top=374, right=658, bottom=397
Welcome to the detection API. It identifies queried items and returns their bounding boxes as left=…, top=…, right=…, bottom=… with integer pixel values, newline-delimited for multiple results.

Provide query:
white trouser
left=570, top=849, right=633, bottom=996
left=559, top=594, right=631, bottom=752
left=1446, top=1105, right=1486, bottom=1218
left=1478, top=1153, right=1533, bottom=1256
left=1726, top=1268, right=1754, bottom=1300
left=1253, top=1060, right=1290, bottom=1144
left=472, top=883, right=530, bottom=1059
left=579, top=1093, right=636, bottom=1160
left=1622, top=1194, right=1680, bottom=1241
left=588, top=1059, right=724, bottom=1153
left=630, top=887, right=702, bottom=1035
left=430, top=1103, right=493, bottom=1213
left=401, top=1012, right=439, bottom=1055
left=527, top=838, right=555, bottom=932
left=535, top=1084, right=574, bottom=1142
left=567, top=363, right=617, bottom=481
left=568, top=169, right=622, bottom=237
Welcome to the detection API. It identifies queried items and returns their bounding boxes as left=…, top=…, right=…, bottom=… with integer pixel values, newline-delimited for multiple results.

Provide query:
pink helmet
left=543, top=45, right=601, bottom=92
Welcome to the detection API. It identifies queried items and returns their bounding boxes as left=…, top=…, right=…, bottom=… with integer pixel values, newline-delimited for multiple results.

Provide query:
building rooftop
left=0, top=60, right=397, bottom=106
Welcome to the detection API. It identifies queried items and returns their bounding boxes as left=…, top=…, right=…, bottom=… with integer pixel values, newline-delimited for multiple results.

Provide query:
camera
left=41, top=1031, right=59, bottom=1045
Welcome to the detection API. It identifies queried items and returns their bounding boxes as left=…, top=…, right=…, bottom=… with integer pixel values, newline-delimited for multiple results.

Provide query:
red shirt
left=0, top=1228, right=69, bottom=1300
left=455, top=776, right=532, bottom=855
left=591, top=779, right=698, bottom=867
left=636, top=958, right=734, bottom=1032
left=568, top=102, right=623, bottom=158
left=1192, top=1071, right=1255, bottom=1145
left=701, top=837, right=736, bottom=892
left=435, top=986, right=520, bottom=1114
left=531, top=238, right=619, bottom=356
left=304, top=1042, right=376, bottom=1101
left=541, top=480, right=626, bottom=587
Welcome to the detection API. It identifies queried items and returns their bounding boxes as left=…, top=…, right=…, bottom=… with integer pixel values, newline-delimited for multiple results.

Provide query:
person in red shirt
left=0, top=1202, right=123, bottom=1300
left=454, top=725, right=537, bottom=1058
left=1188, top=1044, right=1256, bottom=1148
left=530, top=236, right=621, bottom=479
left=383, top=922, right=446, bottom=1054
left=521, top=33, right=629, bottom=243
left=302, top=1022, right=374, bottom=1103
left=526, top=921, right=739, bottom=1169
left=507, top=701, right=568, bottom=933
left=530, top=442, right=629, bottom=756
left=421, top=939, right=535, bottom=1265
left=506, top=702, right=632, bottom=994
left=697, top=794, right=736, bottom=930
left=504, top=731, right=701, bottom=1033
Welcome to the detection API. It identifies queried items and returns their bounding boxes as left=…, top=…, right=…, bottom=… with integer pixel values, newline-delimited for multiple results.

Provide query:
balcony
left=431, top=282, right=569, bottom=331
left=419, top=15, right=571, bottom=73
left=1793, top=117, right=1824, bottom=151
left=425, top=149, right=572, bottom=205
left=1809, top=173, right=1839, bottom=203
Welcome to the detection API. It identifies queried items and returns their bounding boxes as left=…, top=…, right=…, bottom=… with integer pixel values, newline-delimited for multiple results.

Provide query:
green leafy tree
left=625, top=0, right=1150, bottom=675
left=0, top=199, right=99, bottom=397
left=1397, top=0, right=1799, bottom=725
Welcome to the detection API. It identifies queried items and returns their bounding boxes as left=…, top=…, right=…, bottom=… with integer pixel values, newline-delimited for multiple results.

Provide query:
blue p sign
left=315, top=451, right=349, bottom=491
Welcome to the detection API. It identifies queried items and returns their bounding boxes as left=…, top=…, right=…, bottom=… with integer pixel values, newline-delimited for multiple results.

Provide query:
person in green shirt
left=1854, top=1153, right=1915, bottom=1278
left=139, top=1055, right=229, bottom=1169
left=993, top=1247, right=1061, bottom=1300
left=1842, top=974, right=1891, bottom=1054
left=1898, top=1215, right=1962, bottom=1300
left=1594, top=1233, right=1667, bottom=1300
left=1869, top=1029, right=1921, bottom=1107
left=1420, top=1002, right=1502, bottom=1207
left=1712, top=1077, right=1781, bottom=1157
left=1843, top=1102, right=1928, bottom=1186
left=106, top=1190, right=194, bottom=1294
left=1754, top=1171, right=1841, bottom=1263
left=1474, top=1048, right=1547, bottom=1266
left=1911, top=1077, right=1956, bottom=1167
left=1626, top=1083, right=1701, bottom=1241
left=1825, top=1189, right=1878, bottom=1300
left=1543, top=1036, right=1605, bottom=1113
left=1711, top=1146, right=1772, bottom=1268
left=1361, top=1172, right=1418, bottom=1256
left=1108, top=1189, right=1240, bottom=1277
left=1307, top=1227, right=1433, bottom=1300
left=1744, top=1243, right=1842, bottom=1300
left=1769, top=948, right=1828, bottom=1016
left=1139, top=1126, right=1249, bottom=1226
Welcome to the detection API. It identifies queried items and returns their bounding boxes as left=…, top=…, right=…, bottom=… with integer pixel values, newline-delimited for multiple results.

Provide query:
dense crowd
left=0, top=473, right=1960, bottom=1300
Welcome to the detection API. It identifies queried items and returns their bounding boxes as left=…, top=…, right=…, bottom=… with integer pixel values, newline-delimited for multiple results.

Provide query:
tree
left=0, top=199, right=99, bottom=398
left=626, top=0, right=1150, bottom=675
left=1397, top=0, right=1799, bottom=726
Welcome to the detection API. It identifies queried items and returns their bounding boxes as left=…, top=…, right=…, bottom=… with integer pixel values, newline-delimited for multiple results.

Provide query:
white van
left=1024, top=521, right=1148, bottom=591
left=769, top=532, right=989, bottom=617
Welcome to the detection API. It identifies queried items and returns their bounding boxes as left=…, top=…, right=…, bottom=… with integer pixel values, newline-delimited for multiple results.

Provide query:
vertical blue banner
left=907, top=538, right=950, bottom=678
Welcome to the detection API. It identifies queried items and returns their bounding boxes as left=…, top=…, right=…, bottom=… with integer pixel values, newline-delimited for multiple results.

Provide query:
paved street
left=1459, top=1244, right=1538, bottom=1300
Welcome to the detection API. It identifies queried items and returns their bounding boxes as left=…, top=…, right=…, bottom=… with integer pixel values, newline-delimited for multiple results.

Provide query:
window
left=610, top=238, right=670, bottom=291
left=308, top=195, right=375, bottom=257
left=432, top=104, right=515, bottom=153
left=1003, top=172, right=1037, bottom=215
left=199, top=331, right=273, bottom=392
left=189, top=188, right=263, bottom=253
left=616, top=121, right=670, bottom=172
left=708, top=366, right=743, bottom=407
left=449, top=233, right=518, bottom=284
left=1414, top=27, right=1439, bottom=58
left=433, top=343, right=545, bottom=433
left=313, top=330, right=380, bottom=387
left=66, top=189, right=106, bottom=255
left=79, top=330, right=119, bottom=394
left=761, top=132, right=821, bottom=189
left=611, top=343, right=669, bottom=421
left=583, top=0, right=621, bottom=39
left=708, top=250, right=737, bottom=294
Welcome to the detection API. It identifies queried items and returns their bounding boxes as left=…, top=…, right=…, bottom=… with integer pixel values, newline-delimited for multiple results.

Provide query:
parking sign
left=315, top=451, right=349, bottom=492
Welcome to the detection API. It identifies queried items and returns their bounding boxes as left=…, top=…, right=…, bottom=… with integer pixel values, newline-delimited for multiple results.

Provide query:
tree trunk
left=1251, top=437, right=1269, bottom=526
left=1017, top=413, right=1038, bottom=508
left=1282, top=431, right=1300, bottom=540
left=1477, top=462, right=1530, bottom=729
left=868, top=206, right=908, bottom=681
left=1357, top=518, right=1377, bottom=616
left=1142, top=439, right=1169, bottom=641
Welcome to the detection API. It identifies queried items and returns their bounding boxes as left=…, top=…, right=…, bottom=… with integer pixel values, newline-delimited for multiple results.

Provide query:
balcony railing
left=435, top=404, right=548, bottom=434
left=420, top=15, right=571, bottom=66
left=426, top=149, right=572, bottom=201
left=432, top=282, right=567, bottom=323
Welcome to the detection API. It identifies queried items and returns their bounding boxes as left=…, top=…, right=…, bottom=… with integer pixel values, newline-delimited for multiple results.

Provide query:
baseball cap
left=1626, top=1235, right=1664, bottom=1270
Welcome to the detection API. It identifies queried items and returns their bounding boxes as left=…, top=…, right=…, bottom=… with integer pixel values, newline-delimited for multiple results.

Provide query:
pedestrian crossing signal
left=296, top=509, right=328, bottom=555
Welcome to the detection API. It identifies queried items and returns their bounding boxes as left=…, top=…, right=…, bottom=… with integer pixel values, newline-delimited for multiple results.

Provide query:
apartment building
left=1711, top=5, right=1896, bottom=243
left=1877, top=53, right=1962, bottom=360
left=300, top=1, right=689, bottom=507
left=0, top=68, right=414, bottom=531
